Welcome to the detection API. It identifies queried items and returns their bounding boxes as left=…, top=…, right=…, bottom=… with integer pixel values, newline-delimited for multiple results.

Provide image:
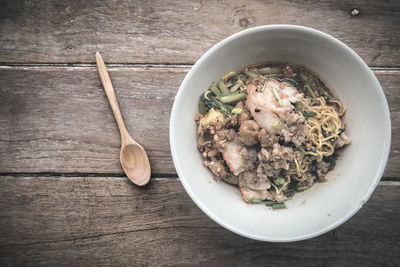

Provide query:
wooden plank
left=0, top=177, right=398, bottom=266
left=0, top=0, right=399, bottom=66
left=381, top=71, right=400, bottom=178
left=0, top=68, right=399, bottom=177
left=0, top=66, right=185, bottom=175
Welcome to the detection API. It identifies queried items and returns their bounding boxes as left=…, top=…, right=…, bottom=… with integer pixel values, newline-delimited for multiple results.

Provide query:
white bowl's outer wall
left=170, top=25, right=391, bottom=242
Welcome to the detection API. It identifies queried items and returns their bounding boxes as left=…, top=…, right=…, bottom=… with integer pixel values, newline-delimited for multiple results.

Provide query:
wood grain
left=0, top=177, right=398, bottom=266
left=0, top=66, right=185, bottom=175
left=0, top=68, right=399, bottom=177
left=0, top=0, right=399, bottom=66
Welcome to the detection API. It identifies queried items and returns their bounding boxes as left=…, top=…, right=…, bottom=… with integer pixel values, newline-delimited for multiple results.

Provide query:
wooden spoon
left=96, top=52, right=151, bottom=186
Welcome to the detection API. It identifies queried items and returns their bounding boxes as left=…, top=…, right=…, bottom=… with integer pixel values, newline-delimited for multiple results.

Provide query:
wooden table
left=0, top=1, right=399, bottom=266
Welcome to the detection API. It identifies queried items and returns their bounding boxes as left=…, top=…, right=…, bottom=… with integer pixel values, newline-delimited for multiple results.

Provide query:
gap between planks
left=0, top=63, right=400, bottom=73
left=0, top=172, right=178, bottom=180
left=0, top=174, right=398, bottom=183
left=0, top=63, right=191, bottom=71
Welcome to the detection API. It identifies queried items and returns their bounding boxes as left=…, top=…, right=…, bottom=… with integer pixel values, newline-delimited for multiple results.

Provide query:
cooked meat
left=257, top=162, right=281, bottom=178
left=316, top=161, right=330, bottom=179
left=272, top=143, right=294, bottom=162
left=235, top=101, right=251, bottom=125
left=240, top=186, right=271, bottom=202
left=206, top=149, right=218, bottom=158
left=258, top=128, right=278, bottom=148
left=258, top=148, right=271, bottom=162
left=239, top=174, right=272, bottom=202
left=241, top=170, right=271, bottom=191
left=213, top=134, right=225, bottom=151
left=198, top=140, right=212, bottom=150
left=239, top=120, right=260, bottom=146
left=280, top=112, right=307, bottom=147
left=240, top=172, right=287, bottom=203
left=216, top=128, right=236, bottom=141
left=225, top=114, right=238, bottom=127
left=306, top=172, right=317, bottom=186
left=255, top=144, right=294, bottom=180
left=335, top=131, right=352, bottom=148
left=203, top=160, right=239, bottom=185
left=216, top=136, right=257, bottom=176
left=222, top=174, right=239, bottom=185
left=203, top=160, right=227, bottom=181
left=246, top=78, right=303, bottom=135
left=247, top=78, right=303, bottom=116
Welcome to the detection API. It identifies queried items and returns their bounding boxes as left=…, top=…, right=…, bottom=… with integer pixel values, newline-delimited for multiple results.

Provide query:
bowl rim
left=169, top=24, right=391, bottom=242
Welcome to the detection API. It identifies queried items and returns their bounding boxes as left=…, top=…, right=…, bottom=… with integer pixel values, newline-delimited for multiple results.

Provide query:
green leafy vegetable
left=264, top=201, right=277, bottom=207
left=249, top=198, right=263, bottom=204
left=199, top=99, right=207, bottom=115
left=322, top=92, right=331, bottom=101
left=229, top=75, right=239, bottom=84
left=323, top=150, right=337, bottom=171
left=304, top=83, right=317, bottom=98
left=272, top=203, right=286, bottom=210
left=301, top=111, right=317, bottom=117
left=209, top=84, right=221, bottom=95
left=293, top=74, right=303, bottom=93
left=282, top=78, right=298, bottom=87
left=244, top=69, right=259, bottom=79
left=321, top=127, right=327, bottom=138
left=311, top=160, right=317, bottom=172
left=293, top=102, right=303, bottom=113
left=315, top=78, right=331, bottom=100
left=273, top=176, right=286, bottom=186
left=272, top=86, right=284, bottom=107
left=296, top=186, right=310, bottom=192
left=300, top=73, right=311, bottom=83
left=261, top=81, right=267, bottom=92
left=201, top=92, right=232, bottom=115
left=264, top=201, right=287, bottom=209
left=218, top=81, right=229, bottom=94
left=229, top=80, right=244, bottom=92
left=216, top=91, right=247, bottom=104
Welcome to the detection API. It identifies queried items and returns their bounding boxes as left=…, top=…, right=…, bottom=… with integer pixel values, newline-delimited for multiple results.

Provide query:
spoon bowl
left=120, top=142, right=151, bottom=186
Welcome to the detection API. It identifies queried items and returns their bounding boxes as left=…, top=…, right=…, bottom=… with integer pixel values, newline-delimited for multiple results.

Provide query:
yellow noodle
left=285, top=96, right=346, bottom=185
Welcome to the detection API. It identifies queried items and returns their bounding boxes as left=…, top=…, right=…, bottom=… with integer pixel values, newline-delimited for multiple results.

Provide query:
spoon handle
left=96, top=52, right=129, bottom=141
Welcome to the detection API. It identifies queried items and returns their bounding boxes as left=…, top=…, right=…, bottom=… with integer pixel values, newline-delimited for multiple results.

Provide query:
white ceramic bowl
left=170, top=25, right=391, bottom=242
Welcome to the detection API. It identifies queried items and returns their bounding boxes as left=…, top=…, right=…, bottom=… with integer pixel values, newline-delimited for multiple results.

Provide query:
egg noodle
left=285, top=97, right=346, bottom=182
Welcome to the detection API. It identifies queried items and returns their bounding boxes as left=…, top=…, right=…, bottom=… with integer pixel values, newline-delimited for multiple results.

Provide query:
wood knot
left=233, top=8, right=254, bottom=29
left=239, top=17, right=250, bottom=28
left=349, top=8, right=360, bottom=16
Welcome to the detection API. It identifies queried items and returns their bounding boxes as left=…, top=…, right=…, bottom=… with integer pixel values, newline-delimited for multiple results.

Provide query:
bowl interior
left=170, top=25, right=391, bottom=241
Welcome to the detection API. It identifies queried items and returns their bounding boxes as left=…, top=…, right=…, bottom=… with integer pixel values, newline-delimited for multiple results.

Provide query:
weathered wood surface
left=0, top=68, right=399, bottom=177
left=0, top=0, right=399, bottom=265
left=0, top=66, right=184, bottom=176
left=0, top=0, right=399, bottom=66
left=0, top=177, right=398, bottom=266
